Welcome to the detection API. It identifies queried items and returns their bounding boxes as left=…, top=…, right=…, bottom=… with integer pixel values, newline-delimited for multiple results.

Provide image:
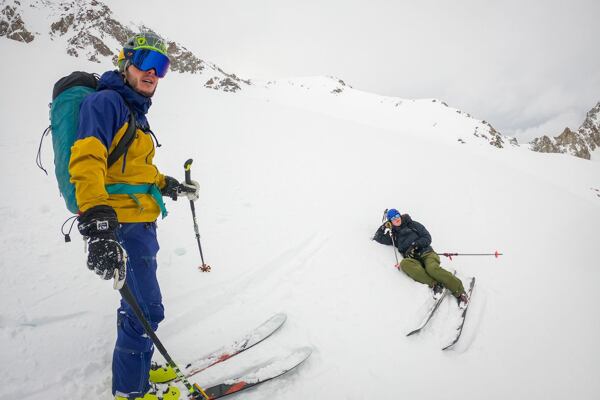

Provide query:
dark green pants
left=399, top=251, right=465, bottom=296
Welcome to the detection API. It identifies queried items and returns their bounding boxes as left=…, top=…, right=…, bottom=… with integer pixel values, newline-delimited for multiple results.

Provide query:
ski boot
left=432, top=283, right=444, bottom=300
left=457, top=292, right=469, bottom=309
left=149, top=362, right=178, bottom=384
left=115, top=385, right=180, bottom=400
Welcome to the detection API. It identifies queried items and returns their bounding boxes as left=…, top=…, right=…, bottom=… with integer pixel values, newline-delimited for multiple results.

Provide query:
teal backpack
left=37, top=71, right=136, bottom=215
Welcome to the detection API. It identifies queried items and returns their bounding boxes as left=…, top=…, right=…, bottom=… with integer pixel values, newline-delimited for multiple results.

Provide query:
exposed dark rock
left=530, top=102, right=600, bottom=160
left=167, top=41, right=205, bottom=74
left=337, top=78, right=351, bottom=88
left=0, top=4, right=35, bottom=43
left=205, top=77, right=242, bottom=93
left=530, top=135, right=559, bottom=154
left=531, top=128, right=590, bottom=159
left=473, top=121, right=506, bottom=148
left=49, top=1, right=135, bottom=62
left=486, top=123, right=505, bottom=148
left=35, top=0, right=247, bottom=91
left=579, top=102, right=600, bottom=152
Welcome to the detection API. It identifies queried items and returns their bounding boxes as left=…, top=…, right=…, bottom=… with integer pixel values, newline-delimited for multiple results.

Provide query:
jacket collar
left=98, top=70, right=152, bottom=117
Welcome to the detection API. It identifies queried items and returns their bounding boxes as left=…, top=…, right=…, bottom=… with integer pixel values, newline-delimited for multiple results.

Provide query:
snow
left=1, top=25, right=600, bottom=400
left=223, top=347, right=311, bottom=386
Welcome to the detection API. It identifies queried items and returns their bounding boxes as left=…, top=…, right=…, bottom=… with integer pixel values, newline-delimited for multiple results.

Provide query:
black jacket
left=373, top=214, right=433, bottom=257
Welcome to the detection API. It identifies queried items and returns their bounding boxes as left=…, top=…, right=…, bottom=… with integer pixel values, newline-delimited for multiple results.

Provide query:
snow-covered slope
left=2, top=0, right=515, bottom=148
left=2, top=11, right=600, bottom=400
left=250, top=76, right=513, bottom=149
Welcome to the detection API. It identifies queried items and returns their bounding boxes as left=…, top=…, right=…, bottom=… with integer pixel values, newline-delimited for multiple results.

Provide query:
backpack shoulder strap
left=107, top=105, right=137, bottom=168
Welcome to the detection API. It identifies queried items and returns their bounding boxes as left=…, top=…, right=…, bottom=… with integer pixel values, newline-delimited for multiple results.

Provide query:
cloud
left=106, top=0, right=600, bottom=142
left=513, top=110, right=585, bottom=142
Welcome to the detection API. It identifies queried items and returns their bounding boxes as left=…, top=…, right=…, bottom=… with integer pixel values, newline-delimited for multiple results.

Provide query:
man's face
left=391, top=215, right=402, bottom=227
left=125, top=64, right=159, bottom=97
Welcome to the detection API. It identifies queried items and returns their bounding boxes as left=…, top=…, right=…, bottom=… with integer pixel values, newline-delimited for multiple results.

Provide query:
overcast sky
left=108, top=0, right=600, bottom=141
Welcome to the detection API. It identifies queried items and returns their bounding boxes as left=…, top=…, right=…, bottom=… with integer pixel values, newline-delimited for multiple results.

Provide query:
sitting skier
left=373, top=209, right=469, bottom=307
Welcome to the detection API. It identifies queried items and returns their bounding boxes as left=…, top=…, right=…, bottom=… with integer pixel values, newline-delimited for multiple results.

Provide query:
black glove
left=161, top=176, right=181, bottom=200
left=404, top=244, right=419, bottom=259
left=372, top=225, right=385, bottom=240
left=78, top=205, right=126, bottom=283
left=161, top=176, right=199, bottom=201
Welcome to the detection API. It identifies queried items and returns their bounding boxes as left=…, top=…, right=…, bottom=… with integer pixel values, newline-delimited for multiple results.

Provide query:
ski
left=442, top=277, right=476, bottom=350
left=151, top=313, right=287, bottom=383
left=190, top=347, right=312, bottom=399
left=406, top=271, right=456, bottom=337
left=406, top=287, right=449, bottom=336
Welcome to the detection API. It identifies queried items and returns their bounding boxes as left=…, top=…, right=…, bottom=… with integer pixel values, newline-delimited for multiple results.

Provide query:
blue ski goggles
left=129, top=48, right=170, bottom=78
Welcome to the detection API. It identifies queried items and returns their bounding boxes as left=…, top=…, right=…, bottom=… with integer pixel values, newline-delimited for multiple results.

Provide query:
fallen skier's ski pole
left=380, top=209, right=399, bottom=266
left=439, top=251, right=503, bottom=260
left=184, top=159, right=211, bottom=272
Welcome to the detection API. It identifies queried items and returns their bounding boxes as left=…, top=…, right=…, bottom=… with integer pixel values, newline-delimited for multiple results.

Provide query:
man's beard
left=125, top=73, right=156, bottom=98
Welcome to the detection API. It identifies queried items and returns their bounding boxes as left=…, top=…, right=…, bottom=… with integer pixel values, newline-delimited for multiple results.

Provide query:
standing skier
left=69, top=33, right=198, bottom=400
left=373, top=209, right=468, bottom=306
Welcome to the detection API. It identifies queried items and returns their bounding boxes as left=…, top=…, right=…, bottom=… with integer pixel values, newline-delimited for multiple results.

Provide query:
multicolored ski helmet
left=386, top=208, right=401, bottom=221
left=117, top=32, right=170, bottom=78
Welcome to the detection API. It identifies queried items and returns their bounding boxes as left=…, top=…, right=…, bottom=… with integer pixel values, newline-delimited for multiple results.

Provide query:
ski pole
left=390, top=232, right=400, bottom=266
left=184, top=159, right=211, bottom=272
left=119, top=283, right=210, bottom=400
left=381, top=209, right=400, bottom=266
left=439, top=251, right=503, bottom=260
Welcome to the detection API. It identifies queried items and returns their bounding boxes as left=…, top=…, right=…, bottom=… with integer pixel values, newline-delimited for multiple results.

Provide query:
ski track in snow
left=161, top=233, right=328, bottom=335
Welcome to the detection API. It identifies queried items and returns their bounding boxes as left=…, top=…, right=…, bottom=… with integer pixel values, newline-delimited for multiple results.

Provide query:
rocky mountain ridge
left=530, top=102, right=600, bottom=160
left=0, top=0, right=248, bottom=92
left=2, top=0, right=515, bottom=148
left=0, top=0, right=35, bottom=42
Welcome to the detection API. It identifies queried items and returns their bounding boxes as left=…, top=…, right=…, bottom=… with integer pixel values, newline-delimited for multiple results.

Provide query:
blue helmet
left=386, top=208, right=401, bottom=221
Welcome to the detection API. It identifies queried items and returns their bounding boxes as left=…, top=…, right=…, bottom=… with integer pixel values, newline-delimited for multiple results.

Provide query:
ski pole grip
left=184, top=158, right=193, bottom=185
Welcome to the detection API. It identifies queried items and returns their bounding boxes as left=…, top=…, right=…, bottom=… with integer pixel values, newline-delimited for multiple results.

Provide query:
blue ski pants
left=112, top=222, right=164, bottom=398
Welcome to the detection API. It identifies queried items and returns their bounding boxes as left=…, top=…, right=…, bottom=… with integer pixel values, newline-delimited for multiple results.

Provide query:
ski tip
left=294, top=346, right=313, bottom=356
left=270, top=313, right=287, bottom=325
left=294, top=346, right=313, bottom=362
left=275, top=346, right=313, bottom=370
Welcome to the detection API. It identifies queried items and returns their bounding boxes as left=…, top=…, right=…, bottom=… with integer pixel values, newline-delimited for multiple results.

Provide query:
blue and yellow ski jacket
left=69, top=70, right=167, bottom=222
